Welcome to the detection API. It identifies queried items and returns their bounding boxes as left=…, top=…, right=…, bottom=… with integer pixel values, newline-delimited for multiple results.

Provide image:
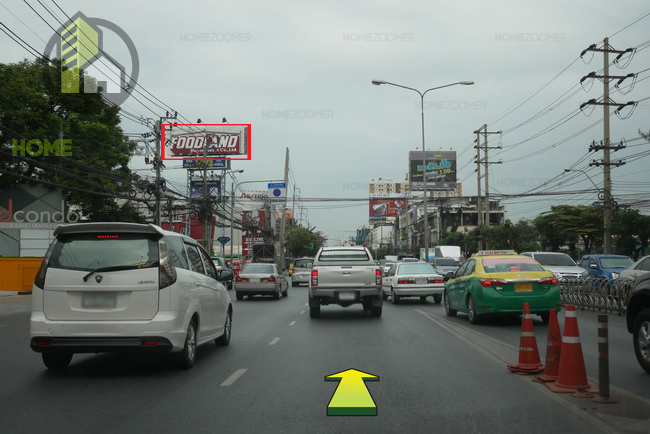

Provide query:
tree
left=613, top=207, right=650, bottom=259
left=535, top=205, right=602, bottom=254
left=0, top=59, right=144, bottom=222
left=286, top=226, right=324, bottom=257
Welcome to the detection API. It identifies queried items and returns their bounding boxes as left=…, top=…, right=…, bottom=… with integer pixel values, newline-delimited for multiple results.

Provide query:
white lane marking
left=269, top=337, right=281, bottom=345
left=299, top=310, right=305, bottom=315
left=289, top=321, right=296, bottom=326
left=221, top=369, right=247, bottom=387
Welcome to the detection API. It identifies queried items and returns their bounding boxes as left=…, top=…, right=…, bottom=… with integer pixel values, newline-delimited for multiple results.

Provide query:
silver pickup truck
left=308, top=246, right=383, bottom=318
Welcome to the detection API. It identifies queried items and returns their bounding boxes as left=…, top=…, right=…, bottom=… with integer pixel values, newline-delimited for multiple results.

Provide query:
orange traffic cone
left=507, top=302, right=544, bottom=375
left=546, top=305, right=597, bottom=397
left=533, top=309, right=562, bottom=383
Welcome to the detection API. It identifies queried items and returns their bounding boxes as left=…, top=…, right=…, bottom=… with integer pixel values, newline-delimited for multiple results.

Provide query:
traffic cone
left=533, top=309, right=562, bottom=383
left=507, top=302, right=544, bottom=375
left=546, top=305, right=597, bottom=397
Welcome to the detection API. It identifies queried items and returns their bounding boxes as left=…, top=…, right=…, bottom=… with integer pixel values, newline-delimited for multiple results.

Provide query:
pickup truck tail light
left=398, top=278, right=415, bottom=284
left=539, top=277, right=558, bottom=285
left=311, top=269, right=318, bottom=286
left=376, top=269, right=382, bottom=285
left=428, top=278, right=444, bottom=284
left=479, top=278, right=508, bottom=287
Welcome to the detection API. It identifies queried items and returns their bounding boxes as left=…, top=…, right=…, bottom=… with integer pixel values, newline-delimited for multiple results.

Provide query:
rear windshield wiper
left=82, top=265, right=148, bottom=282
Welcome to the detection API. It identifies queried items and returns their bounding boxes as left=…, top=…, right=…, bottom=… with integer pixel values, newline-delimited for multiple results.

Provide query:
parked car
left=30, top=222, right=233, bottom=370
left=309, top=246, right=383, bottom=318
left=235, top=263, right=288, bottom=300
left=430, top=257, right=461, bottom=276
left=618, top=255, right=650, bottom=282
left=289, top=257, right=313, bottom=287
left=382, top=262, right=445, bottom=304
left=444, top=250, right=560, bottom=324
left=626, top=273, right=650, bottom=374
left=212, top=256, right=234, bottom=289
left=578, top=254, right=634, bottom=280
left=520, top=252, right=588, bottom=280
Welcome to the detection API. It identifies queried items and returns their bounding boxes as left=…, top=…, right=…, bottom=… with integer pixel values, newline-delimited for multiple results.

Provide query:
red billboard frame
left=160, top=123, right=251, bottom=161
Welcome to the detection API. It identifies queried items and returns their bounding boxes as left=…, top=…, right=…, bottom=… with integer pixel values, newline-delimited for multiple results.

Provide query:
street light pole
left=564, top=168, right=602, bottom=194
left=372, top=79, right=474, bottom=261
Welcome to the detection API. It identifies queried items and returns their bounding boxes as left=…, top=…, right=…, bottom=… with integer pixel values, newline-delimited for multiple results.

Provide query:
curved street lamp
left=372, top=79, right=474, bottom=260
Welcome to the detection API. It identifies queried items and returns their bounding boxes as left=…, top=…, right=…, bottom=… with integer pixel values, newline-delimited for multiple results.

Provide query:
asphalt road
left=1, top=287, right=649, bottom=433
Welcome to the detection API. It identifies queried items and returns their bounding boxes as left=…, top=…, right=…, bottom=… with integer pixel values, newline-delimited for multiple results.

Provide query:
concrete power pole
left=580, top=38, right=633, bottom=253
left=279, top=147, right=290, bottom=268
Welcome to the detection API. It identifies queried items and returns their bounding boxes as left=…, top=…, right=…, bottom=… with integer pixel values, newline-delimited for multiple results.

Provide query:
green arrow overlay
left=325, top=369, right=379, bottom=416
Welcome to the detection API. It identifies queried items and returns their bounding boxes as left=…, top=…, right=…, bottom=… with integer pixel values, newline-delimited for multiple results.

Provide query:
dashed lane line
left=289, top=321, right=296, bottom=326
left=220, top=369, right=247, bottom=387
left=269, top=337, right=281, bottom=345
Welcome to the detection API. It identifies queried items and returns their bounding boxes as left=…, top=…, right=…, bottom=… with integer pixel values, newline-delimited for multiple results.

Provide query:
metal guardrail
left=559, top=278, right=634, bottom=316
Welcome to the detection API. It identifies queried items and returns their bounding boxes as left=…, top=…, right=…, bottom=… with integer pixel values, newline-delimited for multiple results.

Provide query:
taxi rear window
left=482, top=258, right=544, bottom=273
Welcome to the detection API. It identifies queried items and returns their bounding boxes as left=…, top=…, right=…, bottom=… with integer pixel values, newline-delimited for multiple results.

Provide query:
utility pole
left=279, top=148, right=290, bottom=269
left=473, top=125, right=501, bottom=227
left=154, top=112, right=177, bottom=226
left=475, top=129, right=482, bottom=249
left=202, top=130, right=211, bottom=253
left=580, top=38, right=635, bottom=253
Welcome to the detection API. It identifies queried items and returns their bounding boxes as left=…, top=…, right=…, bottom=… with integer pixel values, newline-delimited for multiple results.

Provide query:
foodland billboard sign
left=162, top=124, right=250, bottom=161
left=409, top=150, right=457, bottom=190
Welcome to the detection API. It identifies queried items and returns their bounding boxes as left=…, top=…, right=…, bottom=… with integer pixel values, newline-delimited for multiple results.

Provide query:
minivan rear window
left=48, top=233, right=159, bottom=271
left=318, top=250, right=369, bottom=261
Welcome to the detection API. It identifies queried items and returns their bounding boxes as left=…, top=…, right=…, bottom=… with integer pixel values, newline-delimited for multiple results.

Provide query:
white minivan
left=30, top=222, right=233, bottom=370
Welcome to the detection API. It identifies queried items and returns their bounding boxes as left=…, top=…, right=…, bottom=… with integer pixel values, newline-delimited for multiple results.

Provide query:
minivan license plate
left=339, top=292, right=355, bottom=301
left=82, top=292, right=116, bottom=308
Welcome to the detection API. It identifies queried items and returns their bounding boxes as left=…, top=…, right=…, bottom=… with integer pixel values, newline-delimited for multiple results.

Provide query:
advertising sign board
left=409, top=150, right=457, bottom=189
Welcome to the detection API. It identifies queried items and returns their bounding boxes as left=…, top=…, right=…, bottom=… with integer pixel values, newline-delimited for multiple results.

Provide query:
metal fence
left=559, top=278, right=634, bottom=316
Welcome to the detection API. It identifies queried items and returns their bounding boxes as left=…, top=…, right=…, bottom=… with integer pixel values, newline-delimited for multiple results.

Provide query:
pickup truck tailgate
left=315, top=265, right=377, bottom=288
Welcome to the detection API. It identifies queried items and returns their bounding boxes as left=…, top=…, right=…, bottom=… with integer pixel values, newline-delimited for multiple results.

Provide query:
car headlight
left=612, top=272, right=620, bottom=279
left=581, top=270, right=589, bottom=278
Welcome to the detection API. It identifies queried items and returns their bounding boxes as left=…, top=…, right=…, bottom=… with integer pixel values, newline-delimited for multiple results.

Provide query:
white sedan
left=382, top=262, right=445, bottom=304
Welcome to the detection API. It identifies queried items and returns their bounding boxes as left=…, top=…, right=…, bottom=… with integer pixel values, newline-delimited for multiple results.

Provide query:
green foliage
left=613, top=207, right=650, bottom=259
left=0, top=59, right=143, bottom=221
left=534, top=205, right=602, bottom=253
left=286, top=226, right=324, bottom=257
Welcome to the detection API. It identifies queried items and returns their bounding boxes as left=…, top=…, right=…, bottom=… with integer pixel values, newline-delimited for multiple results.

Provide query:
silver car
left=235, top=263, right=289, bottom=300
left=520, top=252, right=588, bottom=281
left=618, top=255, right=650, bottom=282
left=290, top=257, right=313, bottom=287
left=382, top=262, right=445, bottom=304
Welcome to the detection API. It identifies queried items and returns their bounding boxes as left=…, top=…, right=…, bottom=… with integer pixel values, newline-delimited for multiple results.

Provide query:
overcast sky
left=2, top=0, right=649, bottom=243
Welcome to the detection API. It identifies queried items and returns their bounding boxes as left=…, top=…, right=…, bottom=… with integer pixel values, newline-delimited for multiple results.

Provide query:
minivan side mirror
left=218, top=269, right=233, bottom=282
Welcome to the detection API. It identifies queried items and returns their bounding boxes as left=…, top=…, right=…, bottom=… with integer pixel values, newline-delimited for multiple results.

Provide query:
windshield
left=242, top=264, right=275, bottom=274
left=434, top=258, right=460, bottom=266
left=318, top=250, right=369, bottom=261
left=601, top=257, right=634, bottom=269
left=482, top=258, right=545, bottom=273
left=533, top=253, right=576, bottom=267
left=294, top=259, right=313, bottom=268
left=48, top=233, right=159, bottom=271
left=398, top=263, right=437, bottom=275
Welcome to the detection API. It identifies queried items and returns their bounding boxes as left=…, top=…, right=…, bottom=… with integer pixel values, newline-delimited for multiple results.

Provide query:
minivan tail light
left=311, top=269, right=318, bottom=286
left=158, top=236, right=177, bottom=290
left=376, top=269, right=382, bottom=285
left=34, top=240, right=57, bottom=289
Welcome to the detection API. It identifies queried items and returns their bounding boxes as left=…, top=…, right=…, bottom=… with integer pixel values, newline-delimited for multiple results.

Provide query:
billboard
left=162, top=124, right=250, bottom=161
left=182, top=159, right=230, bottom=170
left=409, top=151, right=457, bottom=189
left=190, top=180, right=221, bottom=198
left=368, top=194, right=407, bottom=218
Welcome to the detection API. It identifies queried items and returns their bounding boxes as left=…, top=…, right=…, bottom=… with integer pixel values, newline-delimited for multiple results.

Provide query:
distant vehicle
left=382, top=262, right=445, bottom=304
left=30, top=222, right=233, bottom=370
left=235, top=263, right=288, bottom=300
left=252, top=244, right=276, bottom=264
left=626, top=273, right=650, bottom=373
left=520, top=252, right=588, bottom=281
left=434, top=245, right=462, bottom=262
left=444, top=250, right=560, bottom=324
left=212, top=256, right=234, bottom=290
left=384, top=255, right=399, bottom=263
left=578, top=254, right=634, bottom=280
left=430, top=257, right=461, bottom=275
left=289, top=257, right=313, bottom=287
left=382, top=262, right=395, bottom=274
left=309, top=246, right=382, bottom=318
left=401, top=257, right=419, bottom=263
left=618, top=255, right=650, bottom=282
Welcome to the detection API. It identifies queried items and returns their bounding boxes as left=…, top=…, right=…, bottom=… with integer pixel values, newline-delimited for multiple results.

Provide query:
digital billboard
left=408, top=150, right=457, bottom=189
